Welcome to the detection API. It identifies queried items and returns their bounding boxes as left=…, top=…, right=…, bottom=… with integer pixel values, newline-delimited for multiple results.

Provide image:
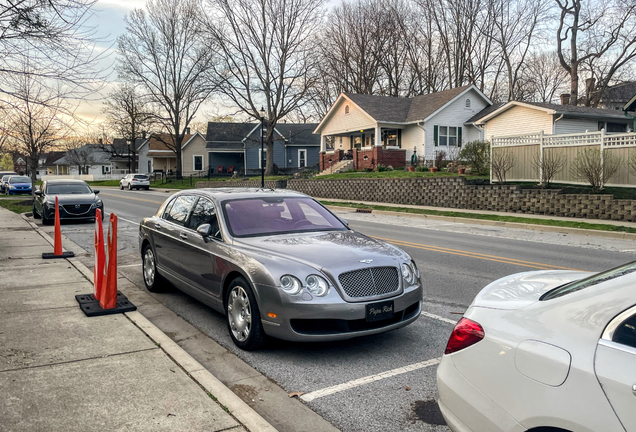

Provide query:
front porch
left=319, top=147, right=406, bottom=172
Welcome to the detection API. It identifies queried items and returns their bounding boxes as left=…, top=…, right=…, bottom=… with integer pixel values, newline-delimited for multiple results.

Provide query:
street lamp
left=126, top=140, right=132, bottom=174
left=260, top=106, right=265, bottom=188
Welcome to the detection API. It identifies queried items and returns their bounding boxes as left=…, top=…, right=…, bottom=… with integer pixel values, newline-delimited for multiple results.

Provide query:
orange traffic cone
left=94, top=208, right=105, bottom=301
left=42, top=196, right=74, bottom=259
left=100, top=213, right=118, bottom=310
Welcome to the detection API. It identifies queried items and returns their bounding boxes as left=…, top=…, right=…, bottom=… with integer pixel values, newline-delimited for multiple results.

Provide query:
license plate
left=366, top=300, right=395, bottom=322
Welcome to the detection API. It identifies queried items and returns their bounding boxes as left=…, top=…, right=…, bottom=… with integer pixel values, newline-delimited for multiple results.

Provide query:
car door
left=152, top=195, right=197, bottom=277
left=179, top=197, right=225, bottom=297
left=595, top=305, right=636, bottom=431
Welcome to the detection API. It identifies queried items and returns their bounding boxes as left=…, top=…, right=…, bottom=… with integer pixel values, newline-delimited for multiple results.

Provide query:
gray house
left=205, top=122, right=320, bottom=174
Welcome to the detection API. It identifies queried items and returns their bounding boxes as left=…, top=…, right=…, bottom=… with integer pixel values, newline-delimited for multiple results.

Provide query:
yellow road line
left=372, top=236, right=584, bottom=271
left=100, top=192, right=165, bottom=205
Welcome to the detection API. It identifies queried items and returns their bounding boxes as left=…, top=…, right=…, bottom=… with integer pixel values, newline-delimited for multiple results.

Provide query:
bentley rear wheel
left=225, top=277, right=265, bottom=350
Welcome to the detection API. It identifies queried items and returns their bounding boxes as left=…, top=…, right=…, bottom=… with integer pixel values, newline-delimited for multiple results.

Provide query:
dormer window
left=465, top=98, right=471, bottom=108
left=345, top=105, right=350, bottom=115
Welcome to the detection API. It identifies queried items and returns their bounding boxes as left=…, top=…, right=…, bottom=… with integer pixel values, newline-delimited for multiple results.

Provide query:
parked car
left=139, top=188, right=423, bottom=350
left=4, top=175, right=32, bottom=195
left=33, top=179, right=103, bottom=224
left=0, top=173, right=17, bottom=193
left=120, top=174, right=150, bottom=190
left=437, top=261, right=636, bottom=432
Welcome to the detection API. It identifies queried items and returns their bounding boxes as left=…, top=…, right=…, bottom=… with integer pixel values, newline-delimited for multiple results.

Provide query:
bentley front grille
left=338, top=266, right=400, bottom=298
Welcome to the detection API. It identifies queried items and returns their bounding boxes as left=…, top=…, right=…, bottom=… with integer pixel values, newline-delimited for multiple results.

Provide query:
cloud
left=96, top=0, right=147, bottom=10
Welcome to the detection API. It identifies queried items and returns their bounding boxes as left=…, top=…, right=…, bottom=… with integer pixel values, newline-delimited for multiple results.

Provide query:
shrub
left=570, top=147, right=622, bottom=193
left=434, top=150, right=446, bottom=169
left=491, top=148, right=516, bottom=184
left=376, top=165, right=387, bottom=172
left=459, top=141, right=490, bottom=175
left=415, top=166, right=428, bottom=172
left=531, top=149, right=566, bottom=188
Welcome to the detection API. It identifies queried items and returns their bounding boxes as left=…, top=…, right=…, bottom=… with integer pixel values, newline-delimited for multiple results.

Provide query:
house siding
left=137, top=141, right=151, bottom=174
left=181, top=135, right=208, bottom=173
left=484, top=105, right=553, bottom=138
left=424, top=89, right=489, bottom=160
left=401, top=125, right=424, bottom=162
left=321, top=98, right=376, bottom=135
left=245, top=141, right=286, bottom=171
left=286, top=146, right=320, bottom=169
left=554, top=118, right=599, bottom=135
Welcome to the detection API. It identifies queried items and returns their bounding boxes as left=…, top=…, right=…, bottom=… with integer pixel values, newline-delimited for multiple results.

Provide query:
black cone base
left=75, top=291, right=136, bottom=317
left=42, top=251, right=75, bottom=259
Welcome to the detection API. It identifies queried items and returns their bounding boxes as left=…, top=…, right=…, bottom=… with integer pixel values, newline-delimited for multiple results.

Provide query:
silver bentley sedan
left=139, top=188, right=423, bottom=350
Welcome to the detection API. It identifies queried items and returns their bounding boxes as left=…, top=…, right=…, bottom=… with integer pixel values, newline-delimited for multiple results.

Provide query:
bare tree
left=63, top=140, right=98, bottom=175
left=491, top=148, right=516, bottom=183
left=117, top=0, right=216, bottom=178
left=570, top=147, right=621, bottom=192
left=486, top=0, right=549, bottom=101
left=556, top=0, right=636, bottom=106
left=204, top=0, right=325, bottom=175
left=531, top=148, right=567, bottom=187
left=1, top=73, right=73, bottom=191
left=524, top=51, right=570, bottom=103
left=0, top=0, right=105, bottom=105
left=103, top=83, right=155, bottom=148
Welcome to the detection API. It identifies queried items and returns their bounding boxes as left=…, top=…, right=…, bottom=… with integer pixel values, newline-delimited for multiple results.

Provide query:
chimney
left=186, top=127, right=191, bottom=134
left=560, top=93, right=570, bottom=105
left=585, top=78, right=596, bottom=102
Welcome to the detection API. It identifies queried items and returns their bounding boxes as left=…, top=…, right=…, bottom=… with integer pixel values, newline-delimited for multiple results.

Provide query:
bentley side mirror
left=93, top=189, right=100, bottom=194
left=197, top=223, right=213, bottom=242
left=34, top=190, right=42, bottom=196
left=339, top=217, right=349, bottom=227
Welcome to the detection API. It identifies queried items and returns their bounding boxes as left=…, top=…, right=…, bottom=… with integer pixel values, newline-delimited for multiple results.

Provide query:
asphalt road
left=45, top=187, right=636, bottom=432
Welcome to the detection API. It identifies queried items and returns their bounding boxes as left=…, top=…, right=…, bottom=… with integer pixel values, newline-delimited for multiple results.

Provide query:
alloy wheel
left=143, top=248, right=155, bottom=287
left=227, top=286, right=252, bottom=342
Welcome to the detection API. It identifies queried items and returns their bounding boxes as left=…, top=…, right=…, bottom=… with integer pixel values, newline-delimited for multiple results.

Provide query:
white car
left=437, top=261, right=636, bottom=432
left=120, top=174, right=150, bottom=190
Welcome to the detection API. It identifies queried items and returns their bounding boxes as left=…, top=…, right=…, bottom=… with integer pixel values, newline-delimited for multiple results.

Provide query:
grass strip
left=0, top=198, right=32, bottom=214
left=320, top=200, right=636, bottom=234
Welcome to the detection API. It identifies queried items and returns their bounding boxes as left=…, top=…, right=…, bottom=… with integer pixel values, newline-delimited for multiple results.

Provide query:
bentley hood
left=471, top=270, right=593, bottom=310
left=234, top=230, right=411, bottom=273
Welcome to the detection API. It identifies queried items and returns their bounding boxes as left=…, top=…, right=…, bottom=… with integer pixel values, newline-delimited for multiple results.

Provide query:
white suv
left=120, top=174, right=150, bottom=190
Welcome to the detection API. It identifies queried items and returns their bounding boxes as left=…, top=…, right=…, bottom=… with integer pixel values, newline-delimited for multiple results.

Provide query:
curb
left=323, top=205, right=636, bottom=241
left=19, top=212, right=278, bottom=432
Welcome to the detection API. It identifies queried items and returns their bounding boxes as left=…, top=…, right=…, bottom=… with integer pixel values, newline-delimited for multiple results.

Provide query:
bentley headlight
left=306, top=275, right=329, bottom=297
left=401, top=263, right=414, bottom=285
left=280, top=275, right=302, bottom=295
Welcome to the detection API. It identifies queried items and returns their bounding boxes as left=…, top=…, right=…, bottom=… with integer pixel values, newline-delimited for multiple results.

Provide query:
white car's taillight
left=444, top=317, right=484, bottom=354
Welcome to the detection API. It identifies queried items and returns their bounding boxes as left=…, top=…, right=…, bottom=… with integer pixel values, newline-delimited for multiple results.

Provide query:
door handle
left=180, top=232, right=188, bottom=240
left=632, top=384, right=636, bottom=396
left=155, top=223, right=162, bottom=230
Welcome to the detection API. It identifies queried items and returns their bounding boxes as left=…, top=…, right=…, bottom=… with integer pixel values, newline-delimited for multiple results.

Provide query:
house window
left=364, top=134, right=375, bottom=147
left=439, top=126, right=459, bottom=146
left=194, top=155, right=203, bottom=171
left=325, top=136, right=335, bottom=150
left=345, top=105, right=350, bottom=115
left=148, top=160, right=151, bottom=173
left=352, top=135, right=363, bottom=150
left=383, top=129, right=401, bottom=148
left=102, top=166, right=111, bottom=175
left=258, top=148, right=267, bottom=169
left=298, top=149, right=307, bottom=168
left=607, top=122, right=627, bottom=133
left=465, top=99, right=471, bottom=108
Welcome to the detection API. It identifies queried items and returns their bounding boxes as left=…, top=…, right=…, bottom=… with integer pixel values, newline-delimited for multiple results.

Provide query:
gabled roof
left=146, top=133, right=193, bottom=157
left=475, top=100, right=629, bottom=124
left=272, top=123, right=320, bottom=145
left=624, top=93, right=636, bottom=112
left=112, top=138, right=146, bottom=153
left=315, top=85, right=491, bottom=133
left=206, top=123, right=258, bottom=143
left=465, top=102, right=505, bottom=124
left=205, top=122, right=320, bottom=150
left=54, top=144, right=113, bottom=165
left=43, top=151, right=66, bottom=165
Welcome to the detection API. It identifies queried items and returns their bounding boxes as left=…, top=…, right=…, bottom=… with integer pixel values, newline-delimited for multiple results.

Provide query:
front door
left=595, top=306, right=636, bottom=431
left=298, top=149, right=306, bottom=168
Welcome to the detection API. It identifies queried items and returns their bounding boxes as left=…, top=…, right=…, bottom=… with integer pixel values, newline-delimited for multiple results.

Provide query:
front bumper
left=42, top=205, right=102, bottom=221
left=7, top=188, right=31, bottom=195
left=256, top=283, right=423, bottom=342
left=437, top=356, right=525, bottom=432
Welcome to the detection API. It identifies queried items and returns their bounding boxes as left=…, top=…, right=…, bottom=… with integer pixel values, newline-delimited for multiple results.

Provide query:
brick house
left=314, top=85, right=492, bottom=172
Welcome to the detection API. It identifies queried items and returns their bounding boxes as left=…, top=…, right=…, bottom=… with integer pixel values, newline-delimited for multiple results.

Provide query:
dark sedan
left=139, top=188, right=423, bottom=350
left=33, top=179, right=103, bottom=224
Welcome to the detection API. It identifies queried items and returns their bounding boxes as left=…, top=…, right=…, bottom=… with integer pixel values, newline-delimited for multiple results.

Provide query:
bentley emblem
left=75, top=204, right=81, bottom=208
left=359, top=259, right=373, bottom=264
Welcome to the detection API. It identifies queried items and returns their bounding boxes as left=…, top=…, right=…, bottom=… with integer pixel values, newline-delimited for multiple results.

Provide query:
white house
left=314, top=85, right=492, bottom=171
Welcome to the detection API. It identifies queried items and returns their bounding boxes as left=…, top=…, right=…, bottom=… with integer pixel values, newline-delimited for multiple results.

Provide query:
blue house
left=205, top=122, right=320, bottom=175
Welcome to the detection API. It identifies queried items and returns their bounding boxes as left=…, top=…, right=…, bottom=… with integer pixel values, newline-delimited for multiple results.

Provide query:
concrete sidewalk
left=0, top=207, right=276, bottom=432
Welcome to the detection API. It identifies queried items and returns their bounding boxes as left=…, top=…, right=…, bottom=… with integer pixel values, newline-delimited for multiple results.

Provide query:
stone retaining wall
left=196, top=177, right=636, bottom=222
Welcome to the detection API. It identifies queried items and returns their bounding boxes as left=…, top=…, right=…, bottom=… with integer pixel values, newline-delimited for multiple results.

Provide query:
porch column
left=321, top=135, right=327, bottom=152
left=375, top=125, right=382, bottom=146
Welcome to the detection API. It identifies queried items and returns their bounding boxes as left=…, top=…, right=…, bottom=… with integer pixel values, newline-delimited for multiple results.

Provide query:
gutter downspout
left=553, top=114, right=564, bottom=134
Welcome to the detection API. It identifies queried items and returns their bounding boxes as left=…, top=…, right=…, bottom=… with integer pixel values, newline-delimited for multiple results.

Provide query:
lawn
left=150, top=176, right=288, bottom=189
left=86, top=180, right=122, bottom=187
left=315, top=170, right=487, bottom=180
left=321, top=200, right=636, bottom=234
left=0, top=198, right=32, bottom=214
